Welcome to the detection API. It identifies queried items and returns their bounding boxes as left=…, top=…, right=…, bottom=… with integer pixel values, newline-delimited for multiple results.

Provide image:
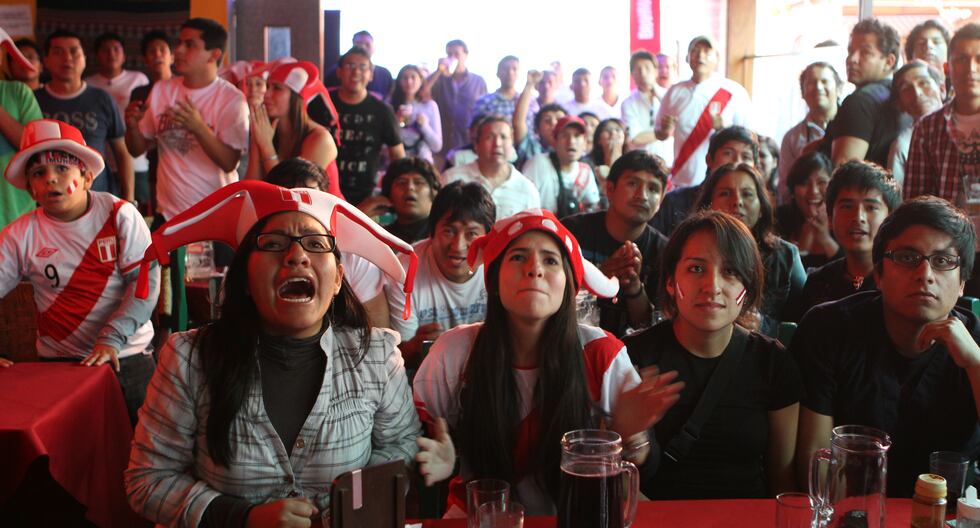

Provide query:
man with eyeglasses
left=792, top=196, right=980, bottom=497
left=329, top=46, right=404, bottom=207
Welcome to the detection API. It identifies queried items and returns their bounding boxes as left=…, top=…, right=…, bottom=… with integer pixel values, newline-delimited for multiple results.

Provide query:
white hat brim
left=5, top=138, right=106, bottom=190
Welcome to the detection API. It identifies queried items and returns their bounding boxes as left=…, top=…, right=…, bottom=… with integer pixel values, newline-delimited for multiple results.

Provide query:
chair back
left=0, top=282, right=38, bottom=362
left=331, top=460, right=408, bottom=528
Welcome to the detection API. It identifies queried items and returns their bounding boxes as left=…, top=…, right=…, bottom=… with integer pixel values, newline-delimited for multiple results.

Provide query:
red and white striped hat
left=5, top=119, right=105, bottom=190
left=267, top=61, right=340, bottom=141
left=467, top=208, right=619, bottom=298
left=1, top=27, right=37, bottom=75
left=135, top=180, right=419, bottom=317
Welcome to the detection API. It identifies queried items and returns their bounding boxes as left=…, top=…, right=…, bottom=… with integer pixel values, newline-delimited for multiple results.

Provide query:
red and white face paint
left=735, top=288, right=746, bottom=306
left=66, top=177, right=78, bottom=195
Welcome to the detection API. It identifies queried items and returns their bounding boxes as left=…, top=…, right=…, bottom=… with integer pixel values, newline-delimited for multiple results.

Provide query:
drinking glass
left=477, top=500, right=524, bottom=528
left=776, top=492, right=815, bottom=528
left=931, top=451, right=970, bottom=514
left=467, top=479, right=510, bottom=528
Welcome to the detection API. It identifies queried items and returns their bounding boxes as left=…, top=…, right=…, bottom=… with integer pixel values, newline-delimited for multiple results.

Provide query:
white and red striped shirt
left=0, top=192, right=155, bottom=359
left=412, top=322, right=640, bottom=515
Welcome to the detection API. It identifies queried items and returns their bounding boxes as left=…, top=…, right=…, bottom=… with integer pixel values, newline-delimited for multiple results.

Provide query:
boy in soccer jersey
left=0, top=119, right=160, bottom=424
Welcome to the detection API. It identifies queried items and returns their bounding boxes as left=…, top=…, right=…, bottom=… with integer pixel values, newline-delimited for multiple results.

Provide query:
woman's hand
left=249, top=102, right=278, bottom=158
left=246, top=497, right=318, bottom=528
left=0, top=357, right=12, bottom=368
left=611, top=367, right=684, bottom=440
left=416, top=417, right=456, bottom=486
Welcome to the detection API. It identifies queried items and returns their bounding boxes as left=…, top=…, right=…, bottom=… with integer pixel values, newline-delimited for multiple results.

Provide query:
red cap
left=267, top=61, right=341, bottom=146
left=5, top=119, right=105, bottom=190
left=552, top=115, right=588, bottom=141
left=467, top=208, right=619, bottom=298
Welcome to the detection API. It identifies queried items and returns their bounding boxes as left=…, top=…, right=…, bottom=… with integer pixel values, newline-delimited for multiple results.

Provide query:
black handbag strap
left=663, top=325, right=750, bottom=463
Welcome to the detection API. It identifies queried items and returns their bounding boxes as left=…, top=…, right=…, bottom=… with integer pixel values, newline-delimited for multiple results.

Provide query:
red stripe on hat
left=37, top=201, right=124, bottom=341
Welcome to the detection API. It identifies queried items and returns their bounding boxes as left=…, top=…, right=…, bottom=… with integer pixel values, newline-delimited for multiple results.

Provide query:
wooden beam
left=726, top=0, right=756, bottom=97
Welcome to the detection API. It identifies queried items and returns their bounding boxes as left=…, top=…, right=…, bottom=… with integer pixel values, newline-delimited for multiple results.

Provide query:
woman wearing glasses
left=125, top=181, right=421, bottom=526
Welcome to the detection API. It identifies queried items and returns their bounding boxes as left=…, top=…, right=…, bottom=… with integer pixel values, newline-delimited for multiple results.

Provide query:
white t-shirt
left=413, top=322, right=640, bottom=515
left=88, top=70, right=151, bottom=172
left=563, top=98, right=614, bottom=120
left=596, top=95, right=623, bottom=122
left=521, top=153, right=599, bottom=215
left=340, top=253, right=384, bottom=303
left=656, top=74, right=752, bottom=188
left=386, top=238, right=487, bottom=343
left=0, top=193, right=154, bottom=359
left=139, top=77, right=249, bottom=219
left=621, top=89, right=674, bottom=167
left=443, top=161, right=541, bottom=220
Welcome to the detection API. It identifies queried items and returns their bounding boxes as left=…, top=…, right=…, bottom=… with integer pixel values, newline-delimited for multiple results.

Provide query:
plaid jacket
left=905, top=101, right=963, bottom=203
left=125, top=326, right=421, bottom=527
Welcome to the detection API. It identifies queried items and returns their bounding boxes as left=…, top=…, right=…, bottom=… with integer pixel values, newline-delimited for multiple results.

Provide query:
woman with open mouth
left=693, top=163, right=807, bottom=336
left=125, top=180, right=421, bottom=526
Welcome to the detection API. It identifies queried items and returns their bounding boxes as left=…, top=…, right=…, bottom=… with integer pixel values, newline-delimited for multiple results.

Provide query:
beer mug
left=810, top=425, right=891, bottom=528
left=557, top=429, right=639, bottom=528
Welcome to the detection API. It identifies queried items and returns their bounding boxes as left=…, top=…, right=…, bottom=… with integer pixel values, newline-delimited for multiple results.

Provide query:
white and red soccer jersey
left=0, top=192, right=154, bottom=359
left=412, top=322, right=640, bottom=515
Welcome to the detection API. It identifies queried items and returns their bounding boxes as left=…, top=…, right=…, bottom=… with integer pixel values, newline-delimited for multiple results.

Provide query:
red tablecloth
left=0, top=362, right=142, bottom=527
left=415, top=498, right=914, bottom=527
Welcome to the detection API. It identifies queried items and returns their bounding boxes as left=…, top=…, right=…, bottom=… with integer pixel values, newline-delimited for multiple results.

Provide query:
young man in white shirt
left=124, top=17, right=248, bottom=224
left=444, top=116, right=540, bottom=220
left=622, top=50, right=673, bottom=167
left=522, top=115, right=599, bottom=217
left=562, top=68, right=611, bottom=119
left=656, top=35, right=752, bottom=189
left=387, top=181, right=495, bottom=367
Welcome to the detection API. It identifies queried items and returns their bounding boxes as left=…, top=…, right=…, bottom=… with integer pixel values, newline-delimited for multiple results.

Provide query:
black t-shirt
left=825, top=79, right=897, bottom=167
left=797, top=257, right=876, bottom=320
left=563, top=211, right=668, bottom=337
left=624, top=322, right=803, bottom=499
left=791, top=291, right=980, bottom=497
left=329, top=92, right=402, bottom=205
left=387, top=217, right=430, bottom=245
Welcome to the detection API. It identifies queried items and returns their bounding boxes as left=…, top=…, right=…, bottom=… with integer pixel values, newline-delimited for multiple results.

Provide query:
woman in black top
left=694, top=163, right=807, bottom=333
left=624, top=211, right=801, bottom=499
left=775, top=151, right=840, bottom=270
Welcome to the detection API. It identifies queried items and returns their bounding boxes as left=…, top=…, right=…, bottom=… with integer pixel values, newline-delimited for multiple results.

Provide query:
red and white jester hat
left=5, top=119, right=106, bottom=190
left=467, top=209, right=619, bottom=298
left=0, top=27, right=37, bottom=74
left=267, top=61, right=341, bottom=142
left=135, top=180, right=419, bottom=317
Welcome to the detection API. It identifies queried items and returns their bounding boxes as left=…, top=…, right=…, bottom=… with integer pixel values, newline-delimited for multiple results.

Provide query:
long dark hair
left=589, top=118, right=626, bottom=167
left=274, top=90, right=312, bottom=161
left=457, top=233, right=594, bottom=501
left=390, top=64, right=424, bottom=109
left=193, top=214, right=370, bottom=466
left=694, top=163, right=778, bottom=254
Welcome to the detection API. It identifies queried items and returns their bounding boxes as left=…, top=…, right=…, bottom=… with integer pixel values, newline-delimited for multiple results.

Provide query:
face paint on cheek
left=66, top=178, right=78, bottom=195
left=676, top=282, right=685, bottom=300
left=735, top=288, right=747, bottom=306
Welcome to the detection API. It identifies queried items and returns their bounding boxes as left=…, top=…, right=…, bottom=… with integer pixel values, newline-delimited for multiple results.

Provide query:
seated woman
left=390, top=64, right=443, bottom=164
left=125, top=181, right=421, bottom=526
left=694, top=163, right=806, bottom=333
left=412, top=209, right=684, bottom=515
left=246, top=61, right=344, bottom=198
left=775, top=151, right=840, bottom=270
left=624, top=210, right=801, bottom=499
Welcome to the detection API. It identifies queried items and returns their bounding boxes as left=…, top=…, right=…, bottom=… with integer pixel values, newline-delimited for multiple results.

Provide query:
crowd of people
left=0, top=13, right=978, bottom=525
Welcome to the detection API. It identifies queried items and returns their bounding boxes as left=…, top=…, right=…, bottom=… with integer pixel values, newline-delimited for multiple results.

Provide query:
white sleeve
left=341, top=253, right=384, bottom=303
left=599, top=348, right=641, bottom=418
left=655, top=87, right=678, bottom=132
left=621, top=97, right=647, bottom=141
left=412, top=327, right=472, bottom=428
left=0, top=221, right=27, bottom=298
left=214, top=89, right=250, bottom=151
left=581, top=165, right=600, bottom=208
left=116, top=202, right=152, bottom=273
left=386, top=270, right=418, bottom=343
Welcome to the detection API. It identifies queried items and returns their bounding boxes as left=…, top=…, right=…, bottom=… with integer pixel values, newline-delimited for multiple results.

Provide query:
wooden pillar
left=726, top=0, right=756, bottom=97
left=190, top=0, right=228, bottom=28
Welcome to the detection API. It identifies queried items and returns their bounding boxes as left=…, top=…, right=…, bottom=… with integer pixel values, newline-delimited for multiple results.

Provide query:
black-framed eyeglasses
left=255, top=233, right=336, bottom=253
left=884, top=249, right=961, bottom=271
